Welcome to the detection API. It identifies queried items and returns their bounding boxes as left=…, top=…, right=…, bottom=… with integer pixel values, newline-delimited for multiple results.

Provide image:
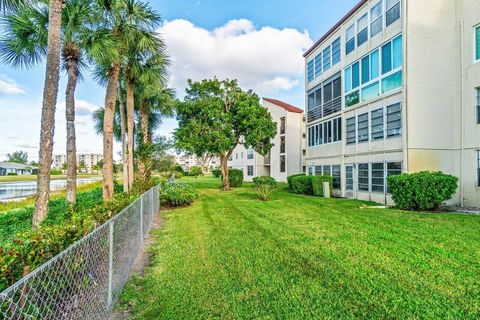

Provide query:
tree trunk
left=32, top=0, right=63, bottom=230
left=138, top=102, right=150, bottom=182
left=220, top=154, right=230, bottom=191
left=117, top=81, right=129, bottom=193
left=126, top=79, right=135, bottom=190
left=103, top=64, right=120, bottom=201
left=65, top=57, right=78, bottom=205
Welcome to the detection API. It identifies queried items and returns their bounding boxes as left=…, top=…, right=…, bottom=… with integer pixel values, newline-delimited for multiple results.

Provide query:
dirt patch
left=110, top=210, right=163, bottom=320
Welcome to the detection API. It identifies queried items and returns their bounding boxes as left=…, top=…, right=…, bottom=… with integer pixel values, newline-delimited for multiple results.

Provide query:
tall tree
left=6, top=151, right=29, bottom=164
left=175, top=79, right=277, bottom=191
left=0, top=0, right=29, bottom=11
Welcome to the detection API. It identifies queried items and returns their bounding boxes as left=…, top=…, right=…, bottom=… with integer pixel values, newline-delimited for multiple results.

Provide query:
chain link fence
left=0, top=184, right=161, bottom=320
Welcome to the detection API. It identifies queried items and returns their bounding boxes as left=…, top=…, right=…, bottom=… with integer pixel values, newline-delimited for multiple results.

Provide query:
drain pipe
left=460, top=19, right=465, bottom=207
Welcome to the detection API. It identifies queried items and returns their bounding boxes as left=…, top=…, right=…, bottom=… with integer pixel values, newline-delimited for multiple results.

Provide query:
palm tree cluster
left=0, top=0, right=174, bottom=229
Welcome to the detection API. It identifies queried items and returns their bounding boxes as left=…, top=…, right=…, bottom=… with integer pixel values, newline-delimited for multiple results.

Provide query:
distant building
left=228, top=98, right=306, bottom=182
left=53, top=153, right=103, bottom=173
left=0, top=162, right=37, bottom=176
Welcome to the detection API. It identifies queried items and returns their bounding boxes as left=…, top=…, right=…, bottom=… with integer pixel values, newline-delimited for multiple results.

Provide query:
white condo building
left=304, top=0, right=480, bottom=207
left=53, top=153, right=103, bottom=172
left=228, top=98, right=306, bottom=182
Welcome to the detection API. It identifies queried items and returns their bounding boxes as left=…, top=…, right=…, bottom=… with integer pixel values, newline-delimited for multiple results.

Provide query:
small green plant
left=160, top=182, right=198, bottom=207
left=388, top=171, right=458, bottom=210
left=7, top=172, right=18, bottom=176
left=287, top=173, right=305, bottom=190
left=174, top=165, right=185, bottom=174
left=290, top=175, right=313, bottom=195
left=188, top=166, right=203, bottom=178
left=227, top=169, right=243, bottom=188
left=50, top=169, right=62, bottom=175
left=212, top=168, right=221, bottom=178
left=253, top=176, right=278, bottom=201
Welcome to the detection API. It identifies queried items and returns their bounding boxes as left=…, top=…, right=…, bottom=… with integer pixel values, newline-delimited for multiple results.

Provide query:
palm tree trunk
left=32, top=0, right=63, bottom=230
left=138, top=102, right=149, bottom=182
left=117, top=81, right=129, bottom=193
left=65, top=57, right=78, bottom=205
left=126, top=79, right=135, bottom=190
left=103, top=64, right=120, bottom=201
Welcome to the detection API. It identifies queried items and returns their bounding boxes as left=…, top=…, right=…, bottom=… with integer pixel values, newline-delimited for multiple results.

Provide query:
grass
left=0, top=174, right=100, bottom=183
left=120, top=176, right=480, bottom=319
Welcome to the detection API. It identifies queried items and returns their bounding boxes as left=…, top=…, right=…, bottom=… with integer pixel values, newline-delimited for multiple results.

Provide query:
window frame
left=307, top=116, right=342, bottom=148
left=371, top=108, right=385, bottom=141
left=371, top=162, right=385, bottom=193
left=370, top=0, right=384, bottom=38
left=475, top=25, right=480, bottom=63
left=386, top=103, right=402, bottom=137
left=357, top=13, right=369, bottom=47
left=385, top=0, right=401, bottom=27
left=280, top=155, right=286, bottom=173
left=247, top=165, right=254, bottom=176
left=358, top=163, right=370, bottom=191
left=357, top=113, right=369, bottom=143
left=477, top=151, right=480, bottom=187
left=247, top=149, right=254, bottom=160
left=346, top=24, right=356, bottom=55
left=476, top=88, right=480, bottom=125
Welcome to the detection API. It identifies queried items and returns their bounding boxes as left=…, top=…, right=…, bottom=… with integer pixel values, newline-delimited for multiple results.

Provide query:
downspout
left=460, top=19, right=465, bottom=207
left=402, top=0, right=409, bottom=173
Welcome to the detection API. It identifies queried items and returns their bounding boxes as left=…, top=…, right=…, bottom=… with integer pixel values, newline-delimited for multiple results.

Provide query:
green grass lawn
left=120, top=177, right=480, bottom=319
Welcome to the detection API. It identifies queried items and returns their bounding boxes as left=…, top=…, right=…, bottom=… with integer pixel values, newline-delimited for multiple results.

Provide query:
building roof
left=0, top=162, right=37, bottom=169
left=263, top=98, right=304, bottom=114
left=303, top=0, right=368, bottom=58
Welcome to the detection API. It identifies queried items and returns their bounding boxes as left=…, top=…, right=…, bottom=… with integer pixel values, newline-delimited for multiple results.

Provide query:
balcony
left=307, top=96, right=341, bottom=123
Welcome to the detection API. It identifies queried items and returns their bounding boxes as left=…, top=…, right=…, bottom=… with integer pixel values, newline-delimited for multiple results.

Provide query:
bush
left=6, top=172, right=18, bottom=176
left=388, top=171, right=458, bottom=210
left=227, top=169, right=244, bottom=188
left=291, top=175, right=313, bottom=195
left=188, top=166, right=203, bottom=178
left=212, top=168, right=221, bottom=178
left=287, top=173, right=305, bottom=190
left=160, top=182, right=198, bottom=207
left=50, top=169, right=62, bottom=175
left=174, top=165, right=185, bottom=174
left=311, top=176, right=333, bottom=197
left=253, top=176, right=278, bottom=201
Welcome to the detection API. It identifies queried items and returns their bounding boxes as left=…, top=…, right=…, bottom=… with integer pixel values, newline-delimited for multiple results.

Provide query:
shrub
left=311, top=176, right=333, bottom=197
left=227, top=169, right=244, bottom=188
left=50, top=169, right=62, bottom=175
left=287, top=173, right=305, bottom=190
left=174, top=165, right=185, bottom=174
left=388, top=171, right=458, bottom=210
left=189, top=166, right=203, bottom=178
left=7, top=172, right=18, bottom=176
left=160, top=182, right=198, bottom=207
left=212, top=168, right=221, bottom=178
left=291, top=175, right=313, bottom=195
left=253, top=176, right=278, bottom=201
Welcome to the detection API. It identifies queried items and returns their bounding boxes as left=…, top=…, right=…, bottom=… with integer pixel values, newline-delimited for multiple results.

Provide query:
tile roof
left=263, top=98, right=304, bottom=114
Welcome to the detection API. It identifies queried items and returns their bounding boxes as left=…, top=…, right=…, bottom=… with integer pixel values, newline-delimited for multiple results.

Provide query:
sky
left=0, top=0, right=359, bottom=162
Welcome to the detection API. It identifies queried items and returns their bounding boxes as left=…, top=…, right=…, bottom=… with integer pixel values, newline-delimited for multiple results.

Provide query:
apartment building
left=228, top=98, right=306, bottom=182
left=174, top=153, right=220, bottom=172
left=304, top=0, right=480, bottom=207
left=53, top=153, right=103, bottom=172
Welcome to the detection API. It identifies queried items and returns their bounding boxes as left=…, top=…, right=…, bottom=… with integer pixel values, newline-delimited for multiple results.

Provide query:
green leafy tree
left=6, top=151, right=28, bottom=164
left=78, top=160, right=87, bottom=173
left=189, top=166, right=203, bottom=178
left=61, top=162, right=68, bottom=171
left=175, top=78, right=276, bottom=191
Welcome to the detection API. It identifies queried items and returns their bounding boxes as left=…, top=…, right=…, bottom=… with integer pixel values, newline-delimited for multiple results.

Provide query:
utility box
left=323, top=181, right=330, bottom=198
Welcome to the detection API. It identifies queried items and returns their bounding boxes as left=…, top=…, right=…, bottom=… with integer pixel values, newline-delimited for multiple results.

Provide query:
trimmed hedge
left=291, top=175, right=333, bottom=197
left=160, top=182, right=198, bottom=207
left=287, top=174, right=305, bottom=190
left=253, top=176, right=278, bottom=201
left=388, top=171, right=458, bottom=210
left=212, top=168, right=221, bottom=178
left=226, top=169, right=244, bottom=188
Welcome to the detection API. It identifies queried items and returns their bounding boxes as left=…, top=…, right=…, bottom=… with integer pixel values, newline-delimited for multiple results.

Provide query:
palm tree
left=0, top=0, right=29, bottom=11
left=1, top=0, right=95, bottom=206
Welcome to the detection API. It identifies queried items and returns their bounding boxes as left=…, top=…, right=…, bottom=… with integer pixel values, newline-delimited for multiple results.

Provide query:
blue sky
left=0, top=0, right=359, bottom=161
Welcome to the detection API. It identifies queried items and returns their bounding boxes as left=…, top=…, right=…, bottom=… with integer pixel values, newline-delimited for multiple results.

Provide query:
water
left=0, top=178, right=101, bottom=202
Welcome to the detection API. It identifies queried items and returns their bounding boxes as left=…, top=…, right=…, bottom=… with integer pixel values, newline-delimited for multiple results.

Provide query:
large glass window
left=386, top=0, right=401, bottom=27
left=323, top=165, right=331, bottom=177
left=358, top=163, right=369, bottom=191
left=315, top=166, right=322, bottom=176
left=392, top=36, right=403, bottom=69
left=371, top=1, right=383, bottom=37
left=247, top=149, right=254, bottom=159
left=371, top=163, right=385, bottom=192
left=357, top=13, right=369, bottom=47
left=315, top=54, right=322, bottom=78
left=382, top=71, right=402, bottom=94
left=476, top=26, right=480, bottom=61
left=387, top=162, right=402, bottom=193
left=280, top=117, right=286, bottom=134
left=332, top=165, right=341, bottom=189
left=307, top=117, right=342, bottom=147
left=307, top=60, right=314, bottom=82
left=382, top=41, right=392, bottom=74
left=386, top=103, right=402, bottom=137
left=352, top=62, right=360, bottom=89
left=280, top=155, right=286, bottom=173
left=346, top=24, right=356, bottom=55
left=280, top=136, right=286, bottom=154
left=332, top=38, right=341, bottom=65
left=371, top=108, right=384, bottom=140
left=307, top=74, right=341, bottom=123
left=323, top=46, right=331, bottom=72
left=358, top=113, right=369, bottom=142
left=346, top=166, right=354, bottom=191
left=361, top=81, right=380, bottom=102
left=361, top=56, right=370, bottom=84
left=346, top=117, right=356, bottom=144
left=247, top=166, right=254, bottom=176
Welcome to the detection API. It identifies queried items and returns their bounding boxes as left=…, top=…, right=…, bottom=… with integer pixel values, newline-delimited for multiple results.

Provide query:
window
left=307, top=117, right=342, bottom=147
left=357, top=113, right=369, bottom=142
left=476, top=26, right=480, bottom=61
left=314, top=54, right=322, bottom=78
left=315, top=166, right=322, bottom=176
left=323, top=46, right=331, bottom=72
left=247, top=166, right=254, bottom=176
left=346, top=166, right=354, bottom=191
left=307, top=74, right=341, bottom=122
left=323, top=166, right=331, bottom=177
left=387, top=162, right=402, bottom=192
left=280, top=136, right=286, bottom=153
left=236, top=153, right=238, bottom=160
left=358, top=163, right=369, bottom=191
left=247, top=149, right=254, bottom=160
left=357, top=13, right=369, bottom=47
left=386, top=103, right=402, bottom=137
left=382, top=41, right=392, bottom=74
left=241, top=152, right=244, bottom=159
left=346, top=117, right=356, bottom=144
left=307, top=60, right=314, bottom=82
left=308, top=166, right=314, bottom=176
left=371, top=108, right=384, bottom=140
left=371, top=163, right=385, bottom=192
left=280, top=117, right=286, bottom=134
left=346, top=24, right=356, bottom=55
left=332, top=165, right=341, bottom=189
left=477, top=151, right=480, bottom=187
left=371, top=1, right=383, bottom=37
left=477, top=88, right=480, bottom=124
left=280, top=155, right=286, bottom=173
left=332, top=38, right=341, bottom=65
left=386, top=0, right=401, bottom=27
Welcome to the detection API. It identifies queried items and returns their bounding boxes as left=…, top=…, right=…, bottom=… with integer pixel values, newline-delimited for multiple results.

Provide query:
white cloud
left=57, top=99, right=100, bottom=117
left=0, top=76, right=26, bottom=95
left=158, top=19, right=312, bottom=97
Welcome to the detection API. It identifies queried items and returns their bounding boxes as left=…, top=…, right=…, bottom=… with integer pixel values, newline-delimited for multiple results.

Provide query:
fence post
left=108, top=221, right=114, bottom=307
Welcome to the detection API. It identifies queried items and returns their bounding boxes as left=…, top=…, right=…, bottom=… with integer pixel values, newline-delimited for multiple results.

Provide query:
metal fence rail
left=0, top=184, right=160, bottom=320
